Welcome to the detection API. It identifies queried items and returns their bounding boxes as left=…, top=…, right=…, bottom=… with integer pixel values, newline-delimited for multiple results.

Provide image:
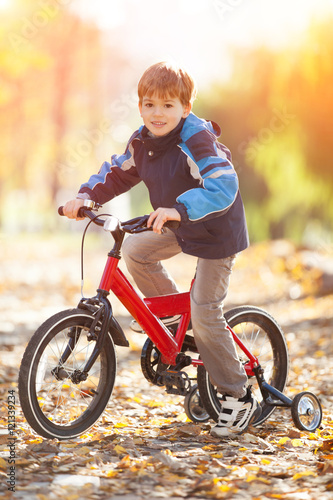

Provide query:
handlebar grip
left=58, top=206, right=87, bottom=218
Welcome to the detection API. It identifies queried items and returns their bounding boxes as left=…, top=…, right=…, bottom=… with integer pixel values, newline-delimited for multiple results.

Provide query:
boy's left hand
left=147, top=207, right=181, bottom=234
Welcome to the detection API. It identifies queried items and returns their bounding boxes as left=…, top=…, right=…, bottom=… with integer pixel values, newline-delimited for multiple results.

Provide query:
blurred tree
left=195, top=19, right=333, bottom=243
left=0, top=0, right=133, bottom=230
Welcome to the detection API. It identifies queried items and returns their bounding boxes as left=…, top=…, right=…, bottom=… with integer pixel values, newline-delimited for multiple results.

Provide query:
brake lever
left=121, top=215, right=150, bottom=233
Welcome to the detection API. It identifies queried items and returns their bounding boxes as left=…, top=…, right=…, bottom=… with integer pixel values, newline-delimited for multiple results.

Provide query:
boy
left=63, top=61, right=261, bottom=437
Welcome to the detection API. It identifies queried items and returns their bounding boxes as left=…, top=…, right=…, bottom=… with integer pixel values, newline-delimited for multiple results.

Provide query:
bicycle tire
left=197, top=305, right=289, bottom=426
left=18, top=309, right=117, bottom=440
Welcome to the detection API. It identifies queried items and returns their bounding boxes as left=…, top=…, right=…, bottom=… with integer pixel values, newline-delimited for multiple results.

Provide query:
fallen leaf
left=292, top=470, right=317, bottom=480
left=114, top=445, right=128, bottom=455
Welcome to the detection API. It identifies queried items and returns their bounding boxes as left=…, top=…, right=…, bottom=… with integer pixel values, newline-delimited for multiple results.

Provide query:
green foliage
left=196, top=20, right=333, bottom=243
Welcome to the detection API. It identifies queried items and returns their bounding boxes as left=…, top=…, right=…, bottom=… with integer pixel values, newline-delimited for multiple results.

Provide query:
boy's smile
left=139, top=94, right=191, bottom=137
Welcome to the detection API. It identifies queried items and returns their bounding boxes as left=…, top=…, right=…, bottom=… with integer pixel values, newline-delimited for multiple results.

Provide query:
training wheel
left=184, top=384, right=210, bottom=423
left=291, top=391, right=322, bottom=432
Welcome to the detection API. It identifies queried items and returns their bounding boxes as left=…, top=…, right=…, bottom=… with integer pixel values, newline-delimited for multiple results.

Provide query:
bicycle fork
left=52, top=292, right=112, bottom=384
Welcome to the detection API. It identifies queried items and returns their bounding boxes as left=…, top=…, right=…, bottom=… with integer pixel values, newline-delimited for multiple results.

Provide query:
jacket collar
left=140, top=118, right=185, bottom=156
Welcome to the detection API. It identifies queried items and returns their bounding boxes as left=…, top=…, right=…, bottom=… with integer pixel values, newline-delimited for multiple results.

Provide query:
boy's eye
left=165, top=104, right=173, bottom=108
left=145, top=103, right=153, bottom=107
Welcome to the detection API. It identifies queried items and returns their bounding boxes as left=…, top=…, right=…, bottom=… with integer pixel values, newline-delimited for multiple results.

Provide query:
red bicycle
left=18, top=200, right=322, bottom=440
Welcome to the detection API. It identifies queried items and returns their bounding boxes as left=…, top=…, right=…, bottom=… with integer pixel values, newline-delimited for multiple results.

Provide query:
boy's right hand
left=62, top=199, right=85, bottom=220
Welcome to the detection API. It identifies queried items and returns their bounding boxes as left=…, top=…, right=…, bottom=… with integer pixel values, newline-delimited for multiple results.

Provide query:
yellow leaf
left=308, top=432, right=320, bottom=440
left=213, top=477, right=228, bottom=485
left=291, top=439, right=304, bottom=447
left=147, top=400, right=165, bottom=408
left=106, top=470, right=118, bottom=477
left=114, top=417, right=132, bottom=428
left=217, top=485, right=231, bottom=492
left=211, top=453, right=223, bottom=458
left=0, top=457, right=7, bottom=470
left=177, top=412, right=190, bottom=422
left=26, top=438, right=43, bottom=444
left=277, top=437, right=290, bottom=445
left=114, top=445, right=128, bottom=455
left=292, top=470, right=317, bottom=480
left=114, top=422, right=128, bottom=428
left=261, top=459, right=271, bottom=465
left=238, top=447, right=248, bottom=451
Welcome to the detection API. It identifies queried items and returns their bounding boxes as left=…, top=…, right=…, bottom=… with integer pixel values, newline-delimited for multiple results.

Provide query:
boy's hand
left=147, top=207, right=181, bottom=234
left=62, top=199, right=85, bottom=220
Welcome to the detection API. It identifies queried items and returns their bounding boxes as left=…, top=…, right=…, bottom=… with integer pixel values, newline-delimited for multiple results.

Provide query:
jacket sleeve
left=174, top=132, right=239, bottom=223
left=78, top=136, right=141, bottom=205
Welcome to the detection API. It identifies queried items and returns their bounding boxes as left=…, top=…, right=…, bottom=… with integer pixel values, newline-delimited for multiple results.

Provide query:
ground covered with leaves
left=0, top=233, right=333, bottom=499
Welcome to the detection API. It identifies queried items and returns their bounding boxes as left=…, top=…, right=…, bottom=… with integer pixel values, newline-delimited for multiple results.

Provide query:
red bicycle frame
left=99, top=253, right=259, bottom=375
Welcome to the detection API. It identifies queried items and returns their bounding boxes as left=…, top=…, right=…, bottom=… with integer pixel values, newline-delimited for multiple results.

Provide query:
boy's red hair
left=138, top=62, right=197, bottom=106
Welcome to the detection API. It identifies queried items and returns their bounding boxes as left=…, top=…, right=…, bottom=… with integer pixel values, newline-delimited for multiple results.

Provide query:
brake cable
left=80, top=213, right=111, bottom=298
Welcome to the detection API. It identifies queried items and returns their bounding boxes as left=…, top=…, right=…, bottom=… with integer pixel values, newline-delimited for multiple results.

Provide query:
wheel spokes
left=34, top=326, right=103, bottom=426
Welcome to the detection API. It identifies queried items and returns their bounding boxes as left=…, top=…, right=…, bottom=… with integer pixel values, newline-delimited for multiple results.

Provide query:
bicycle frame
left=98, top=251, right=259, bottom=376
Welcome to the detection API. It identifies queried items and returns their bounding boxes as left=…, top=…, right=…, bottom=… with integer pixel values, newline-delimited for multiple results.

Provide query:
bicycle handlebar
left=58, top=206, right=179, bottom=234
left=58, top=206, right=105, bottom=226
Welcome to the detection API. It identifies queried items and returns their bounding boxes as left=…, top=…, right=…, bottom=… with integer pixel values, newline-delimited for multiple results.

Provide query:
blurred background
left=1, top=2, right=333, bottom=441
left=0, top=0, right=332, bottom=245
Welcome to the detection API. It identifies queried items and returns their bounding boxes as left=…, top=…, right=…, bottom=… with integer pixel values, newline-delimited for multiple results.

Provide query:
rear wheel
left=19, top=309, right=117, bottom=440
left=197, top=306, right=289, bottom=426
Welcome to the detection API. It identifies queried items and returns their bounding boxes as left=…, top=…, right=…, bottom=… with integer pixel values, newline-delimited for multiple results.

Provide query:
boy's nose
left=153, top=106, right=163, bottom=116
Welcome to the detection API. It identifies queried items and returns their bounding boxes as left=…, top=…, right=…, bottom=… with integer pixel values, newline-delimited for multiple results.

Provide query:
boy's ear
left=182, top=102, right=192, bottom=118
left=138, top=102, right=142, bottom=116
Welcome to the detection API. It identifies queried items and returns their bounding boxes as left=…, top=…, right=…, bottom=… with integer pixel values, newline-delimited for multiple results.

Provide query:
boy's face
left=139, top=94, right=191, bottom=137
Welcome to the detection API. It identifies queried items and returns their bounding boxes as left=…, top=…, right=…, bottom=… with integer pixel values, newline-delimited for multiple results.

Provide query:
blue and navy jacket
left=79, top=112, right=249, bottom=259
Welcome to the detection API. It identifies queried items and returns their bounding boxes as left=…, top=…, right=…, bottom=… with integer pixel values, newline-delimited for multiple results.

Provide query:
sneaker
left=211, top=388, right=262, bottom=438
left=130, top=315, right=182, bottom=333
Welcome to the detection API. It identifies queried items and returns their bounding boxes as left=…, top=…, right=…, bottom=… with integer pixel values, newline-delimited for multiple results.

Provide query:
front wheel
left=197, top=306, right=289, bottom=426
left=18, top=309, right=117, bottom=440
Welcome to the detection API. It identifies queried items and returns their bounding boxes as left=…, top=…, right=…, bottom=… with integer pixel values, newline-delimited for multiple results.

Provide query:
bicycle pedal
left=161, top=370, right=191, bottom=396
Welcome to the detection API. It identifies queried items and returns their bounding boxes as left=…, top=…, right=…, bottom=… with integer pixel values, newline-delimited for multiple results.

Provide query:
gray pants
left=122, top=228, right=248, bottom=398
